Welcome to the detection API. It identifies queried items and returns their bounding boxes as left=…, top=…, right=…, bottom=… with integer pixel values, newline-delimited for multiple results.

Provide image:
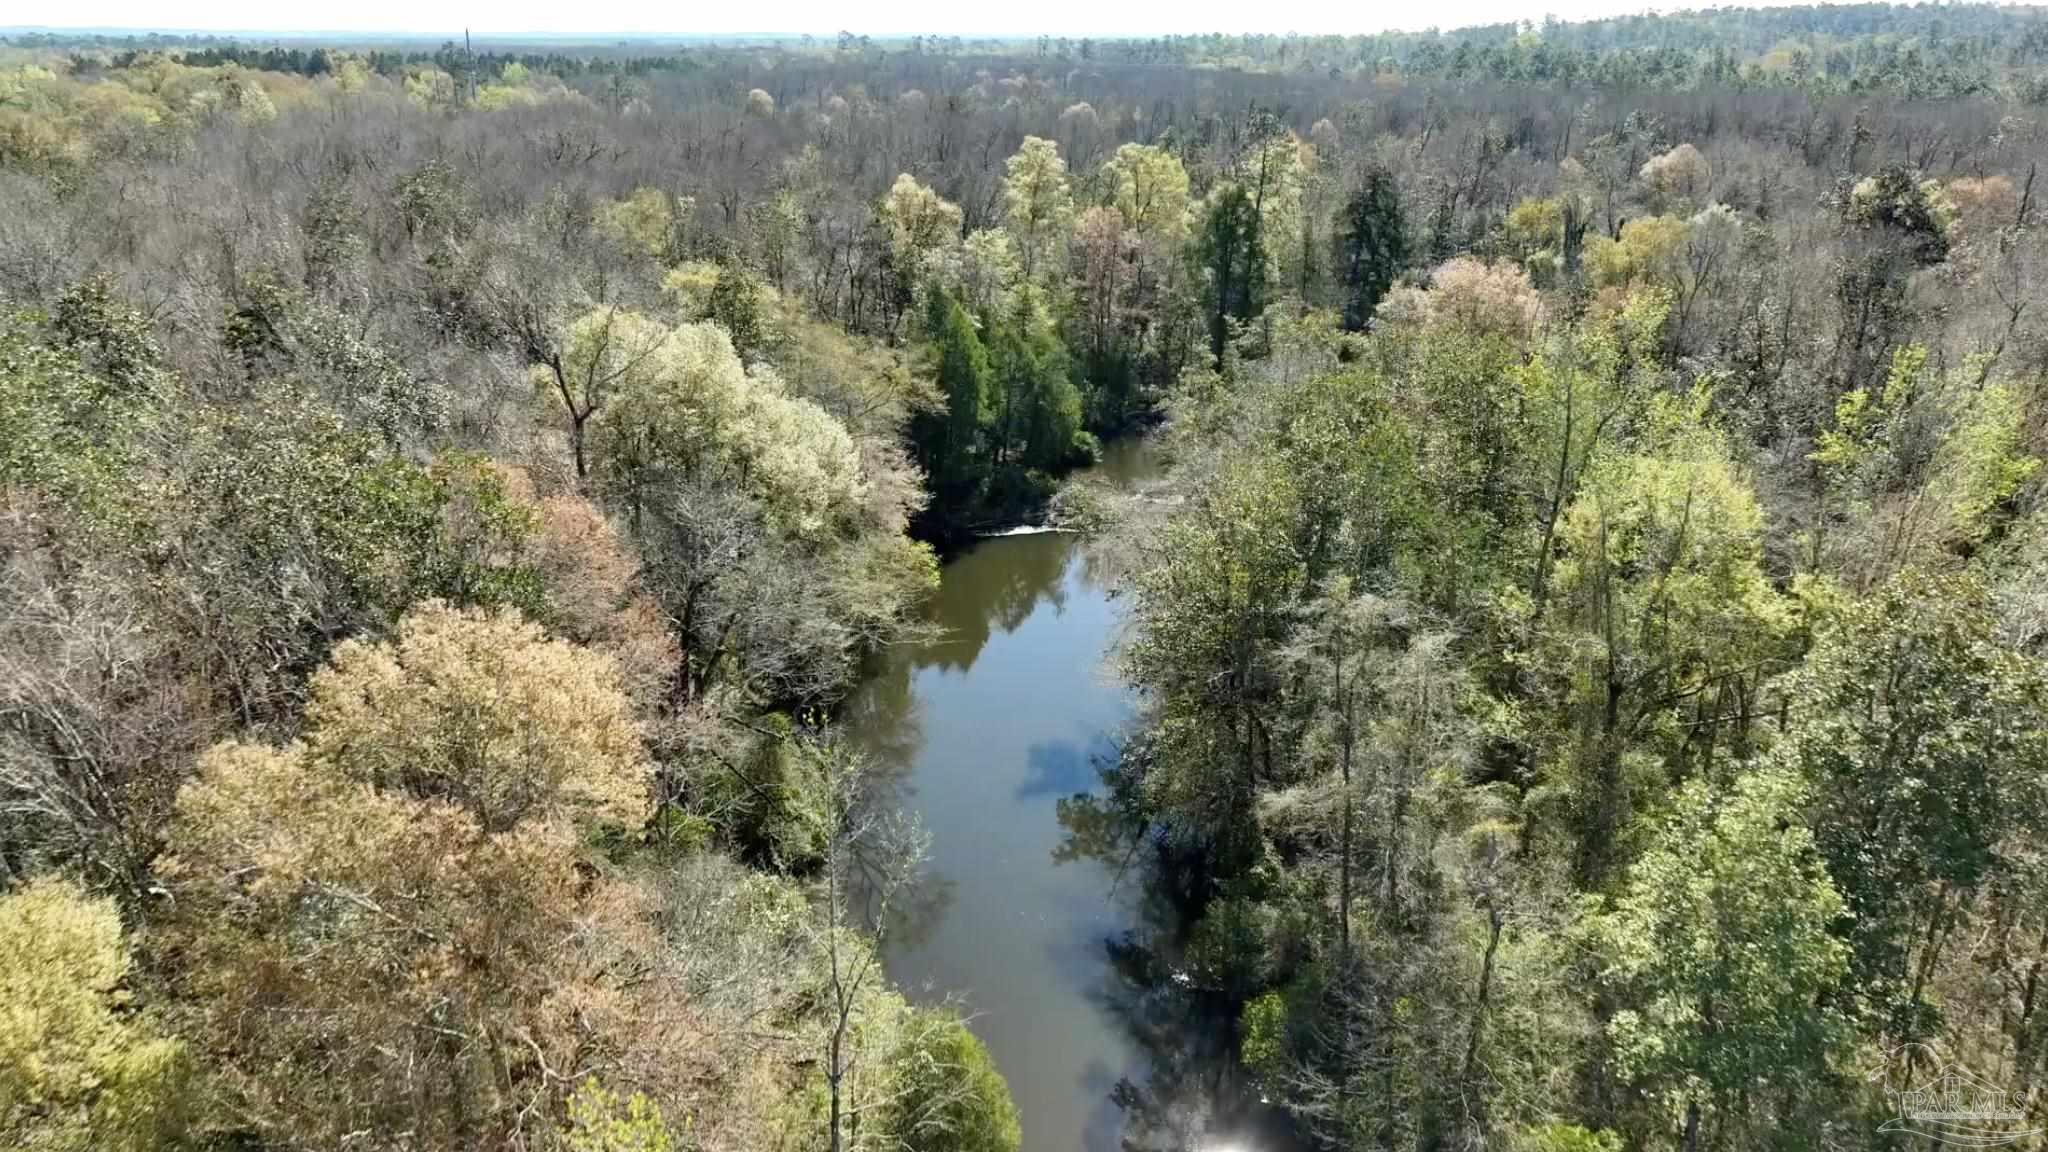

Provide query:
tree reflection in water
left=1058, top=751, right=1305, bottom=1152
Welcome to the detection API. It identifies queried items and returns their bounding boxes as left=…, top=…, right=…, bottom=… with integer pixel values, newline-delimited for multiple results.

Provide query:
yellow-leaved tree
left=882, top=173, right=963, bottom=284
left=306, top=600, right=652, bottom=833
left=154, top=600, right=656, bottom=1149
left=1000, top=136, right=1073, bottom=282
left=0, top=876, right=186, bottom=1152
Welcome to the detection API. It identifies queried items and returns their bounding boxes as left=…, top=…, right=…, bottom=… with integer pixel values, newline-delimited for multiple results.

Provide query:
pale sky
left=5, top=0, right=1851, bottom=41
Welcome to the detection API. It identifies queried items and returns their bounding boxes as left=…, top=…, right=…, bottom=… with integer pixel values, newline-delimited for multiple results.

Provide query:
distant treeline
left=13, top=4, right=2048, bottom=98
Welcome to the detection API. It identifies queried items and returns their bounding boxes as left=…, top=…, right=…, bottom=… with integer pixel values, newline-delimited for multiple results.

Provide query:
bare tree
left=801, top=728, right=929, bottom=1152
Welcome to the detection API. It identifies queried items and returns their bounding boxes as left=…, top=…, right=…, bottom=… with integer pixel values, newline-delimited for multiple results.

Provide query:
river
left=841, top=438, right=1162, bottom=1152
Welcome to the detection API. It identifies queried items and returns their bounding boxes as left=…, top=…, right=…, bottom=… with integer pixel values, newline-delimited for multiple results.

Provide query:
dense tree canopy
left=5, top=8, right=2048, bottom=1151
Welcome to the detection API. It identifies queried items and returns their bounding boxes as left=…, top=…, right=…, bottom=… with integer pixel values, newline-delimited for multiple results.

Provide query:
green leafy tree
left=597, top=186, right=685, bottom=262
left=159, top=400, right=554, bottom=724
left=1196, top=184, right=1268, bottom=365
left=987, top=291, right=1086, bottom=474
left=1544, top=392, right=1791, bottom=885
left=562, top=1080, right=681, bottom=1152
left=224, top=274, right=444, bottom=447
left=50, top=276, right=163, bottom=394
left=1809, top=344, right=2040, bottom=586
left=881, top=174, right=964, bottom=337
left=708, top=260, right=770, bottom=361
left=544, top=308, right=675, bottom=479
left=0, top=309, right=150, bottom=534
left=881, top=1011, right=1022, bottom=1152
left=1514, top=296, right=1662, bottom=616
left=1585, top=216, right=1688, bottom=292
left=1782, top=570, right=2048, bottom=1041
left=1125, top=455, right=1302, bottom=866
left=1336, top=168, right=1408, bottom=331
left=912, top=289, right=992, bottom=518
left=1831, top=165, right=1953, bottom=396
left=588, top=316, right=864, bottom=541
left=1598, top=766, right=1849, bottom=1151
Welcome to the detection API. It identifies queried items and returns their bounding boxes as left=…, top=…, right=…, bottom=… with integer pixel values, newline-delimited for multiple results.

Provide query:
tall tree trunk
left=1457, top=903, right=1505, bottom=1143
left=2015, top=923, right=2048, bottom=1094
left=1529, top=372, right=1576, bottom=613
left=828, top=1038, right=844, bottom=1152
left=1338, top=657, right=1355, bottom=964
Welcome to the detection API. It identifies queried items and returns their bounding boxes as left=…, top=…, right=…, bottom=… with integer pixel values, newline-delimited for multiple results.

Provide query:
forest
left=4, top=3, right=2048, bottom=1150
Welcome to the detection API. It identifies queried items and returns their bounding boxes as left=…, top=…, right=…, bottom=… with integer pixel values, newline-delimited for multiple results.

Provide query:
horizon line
left=4, top=3, right=1974, bottom=45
